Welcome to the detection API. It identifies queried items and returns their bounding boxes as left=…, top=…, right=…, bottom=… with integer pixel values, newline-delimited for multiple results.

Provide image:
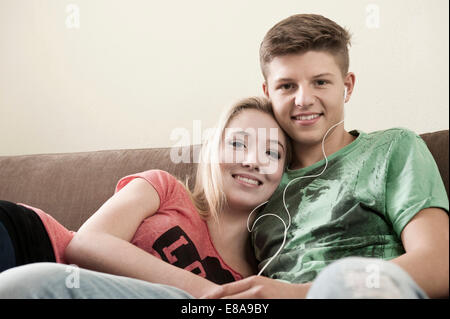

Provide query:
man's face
left=263, top=51, right=353, bottom=147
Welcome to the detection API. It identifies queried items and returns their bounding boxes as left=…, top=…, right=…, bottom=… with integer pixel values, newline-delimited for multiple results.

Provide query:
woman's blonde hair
left=185, top=96, right=291, bottom=224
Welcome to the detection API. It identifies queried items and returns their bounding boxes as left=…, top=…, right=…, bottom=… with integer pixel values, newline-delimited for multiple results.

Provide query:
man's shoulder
left=365, top=127, right=418, bottom=139
left=361, top=127, right=420, bottom=147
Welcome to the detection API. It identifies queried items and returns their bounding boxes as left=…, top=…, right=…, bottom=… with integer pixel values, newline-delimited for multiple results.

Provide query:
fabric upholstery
left=0, top=131, right=447, bottom=231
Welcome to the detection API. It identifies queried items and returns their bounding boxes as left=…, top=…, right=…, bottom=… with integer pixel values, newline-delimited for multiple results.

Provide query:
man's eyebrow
left=312, top=72, right=334, bottom=78
left=273, top=77, right=295, bottom=83
left=273, top=73, right=334, bottom=83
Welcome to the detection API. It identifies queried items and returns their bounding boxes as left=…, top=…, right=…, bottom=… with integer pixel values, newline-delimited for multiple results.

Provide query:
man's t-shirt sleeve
left=385, top=129, right=449, bottom=237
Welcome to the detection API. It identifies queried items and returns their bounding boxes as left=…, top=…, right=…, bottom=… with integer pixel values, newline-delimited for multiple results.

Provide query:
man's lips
left=291, top=112, right=323, bottom=125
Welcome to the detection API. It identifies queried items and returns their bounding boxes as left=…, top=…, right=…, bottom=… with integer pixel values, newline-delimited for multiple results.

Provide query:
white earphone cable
left=247, top=117, right=345, bottom=276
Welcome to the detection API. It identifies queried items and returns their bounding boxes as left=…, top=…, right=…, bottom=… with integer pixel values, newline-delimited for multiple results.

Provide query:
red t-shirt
left=115, top=169, right=243, bottom=284
left=18, top=203, right=75, bottom=264
left=20, top=169, right=242, bottom=284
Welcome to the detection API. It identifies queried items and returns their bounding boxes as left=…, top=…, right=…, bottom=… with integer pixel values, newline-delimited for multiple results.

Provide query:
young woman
left=0, top=96, right=290, bottom=298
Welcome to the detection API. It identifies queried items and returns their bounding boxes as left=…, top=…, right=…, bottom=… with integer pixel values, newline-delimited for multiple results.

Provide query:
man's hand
left=200, top=275, right=311, bottom=299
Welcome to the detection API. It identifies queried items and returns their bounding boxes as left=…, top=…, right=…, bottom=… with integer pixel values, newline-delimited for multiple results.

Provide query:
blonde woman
left=0, top=96, right=290, bottom=299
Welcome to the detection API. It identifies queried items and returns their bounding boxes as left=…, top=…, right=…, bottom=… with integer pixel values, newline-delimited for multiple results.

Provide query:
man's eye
left=315, top=80, right=328, bottom=86
left=279, top=83, right=294, bottom=90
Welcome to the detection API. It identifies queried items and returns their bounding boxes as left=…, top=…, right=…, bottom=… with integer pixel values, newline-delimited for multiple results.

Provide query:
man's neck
left=290, top=129, right=355, bottom=170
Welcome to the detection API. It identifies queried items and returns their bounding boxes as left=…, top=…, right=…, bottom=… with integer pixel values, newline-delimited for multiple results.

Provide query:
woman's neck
left=207, top=206, right=249, bottom=250
left=206, top=206, right=258, bottom=277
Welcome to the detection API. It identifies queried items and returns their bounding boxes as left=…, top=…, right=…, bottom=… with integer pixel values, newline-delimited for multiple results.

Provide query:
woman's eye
left=266, top=149, right=281, bottom=160
left=230, top=140, right=245, bottom=148
left=315, top=80, right=328, bottom=86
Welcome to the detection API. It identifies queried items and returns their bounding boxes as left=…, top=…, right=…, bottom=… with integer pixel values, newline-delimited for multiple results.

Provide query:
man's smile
left=291, top=112, right=324, bottom=126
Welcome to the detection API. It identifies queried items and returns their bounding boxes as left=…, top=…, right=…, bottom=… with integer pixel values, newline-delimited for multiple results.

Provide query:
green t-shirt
left=251, top=128, right=449, bottom=283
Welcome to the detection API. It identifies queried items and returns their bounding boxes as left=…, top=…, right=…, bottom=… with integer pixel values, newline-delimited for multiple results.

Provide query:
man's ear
left=262, top=82, right=270, bottom=98
left=343, top=72, right=356, bottom=102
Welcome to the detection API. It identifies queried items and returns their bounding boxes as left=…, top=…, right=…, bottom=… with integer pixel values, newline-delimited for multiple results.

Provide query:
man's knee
left=307, top=257, right=422, bottom=298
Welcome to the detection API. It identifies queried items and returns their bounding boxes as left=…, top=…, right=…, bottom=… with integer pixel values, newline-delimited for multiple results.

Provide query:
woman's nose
left=241, top=150, right=260, bottom=171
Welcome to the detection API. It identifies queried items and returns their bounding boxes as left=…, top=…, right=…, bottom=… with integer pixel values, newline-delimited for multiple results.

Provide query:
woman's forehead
left=227, top=109, right=279, bottom=129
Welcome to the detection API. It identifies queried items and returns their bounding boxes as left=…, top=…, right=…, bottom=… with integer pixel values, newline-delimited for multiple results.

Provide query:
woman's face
left=220, top=109, right=287, bottom=212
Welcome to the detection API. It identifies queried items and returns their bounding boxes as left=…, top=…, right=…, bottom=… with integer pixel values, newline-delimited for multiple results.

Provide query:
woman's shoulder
left=115, top=169, right=180, bottom=190
left=115, top=169, right=192, bottom=204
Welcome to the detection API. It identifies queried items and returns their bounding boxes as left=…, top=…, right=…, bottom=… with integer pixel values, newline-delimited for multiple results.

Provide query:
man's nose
left=295, top=86, right=315, bottom=107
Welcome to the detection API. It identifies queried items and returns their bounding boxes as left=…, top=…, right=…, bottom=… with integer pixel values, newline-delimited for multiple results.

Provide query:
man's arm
left=390, top=207, right=449, bottom=298
left=202, top=207, right=449, bottom=299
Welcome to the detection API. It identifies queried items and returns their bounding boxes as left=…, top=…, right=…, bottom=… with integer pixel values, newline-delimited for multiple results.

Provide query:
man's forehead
left=266, top=52, right=340, bottom=80
left=272, top=72, right=336, bottom=82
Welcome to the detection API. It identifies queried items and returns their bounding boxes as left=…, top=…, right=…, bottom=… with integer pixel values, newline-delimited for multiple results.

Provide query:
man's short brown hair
left=260, top=14, right=352, bottom=79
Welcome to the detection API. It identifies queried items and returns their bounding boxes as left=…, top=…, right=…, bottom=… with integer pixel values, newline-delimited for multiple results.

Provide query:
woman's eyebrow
left=268, top=139, right=285, bottom=150
left=228, top=130, right=284, bottom=150
left=232, top=131, right=249, bottom=135
left=225, top=131, right=249, bottom=140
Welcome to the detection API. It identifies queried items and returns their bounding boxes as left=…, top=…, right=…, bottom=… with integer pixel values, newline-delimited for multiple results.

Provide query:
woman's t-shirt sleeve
left=115, top=169, right=182, bottom=211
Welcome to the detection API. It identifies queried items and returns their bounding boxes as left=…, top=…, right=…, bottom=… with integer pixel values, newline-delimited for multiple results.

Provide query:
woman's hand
left=200, top=275, right=311, bottom=299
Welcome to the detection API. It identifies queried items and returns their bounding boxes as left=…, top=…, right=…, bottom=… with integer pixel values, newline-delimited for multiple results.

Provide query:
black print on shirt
left=152, top=226, right=235, bottom=284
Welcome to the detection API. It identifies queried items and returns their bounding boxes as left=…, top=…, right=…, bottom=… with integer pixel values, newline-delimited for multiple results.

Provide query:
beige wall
left=0, top=0, right=448, bottom=156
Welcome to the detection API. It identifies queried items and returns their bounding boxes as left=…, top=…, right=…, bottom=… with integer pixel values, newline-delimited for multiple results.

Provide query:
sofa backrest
left=0, top=146, right=199, bottom=231
left=0, top=130, right=448, bottom=231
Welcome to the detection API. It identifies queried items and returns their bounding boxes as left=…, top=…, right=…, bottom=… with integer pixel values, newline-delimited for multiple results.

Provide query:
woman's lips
left=232, top=174, right=262, bottom=187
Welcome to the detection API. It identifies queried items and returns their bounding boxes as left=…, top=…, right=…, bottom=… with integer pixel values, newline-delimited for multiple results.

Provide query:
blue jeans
left=0, top=257, right=427, bottom=299
left=0, top=263, right=193, bottom=299
left=306, top=257, right=428, bottom=299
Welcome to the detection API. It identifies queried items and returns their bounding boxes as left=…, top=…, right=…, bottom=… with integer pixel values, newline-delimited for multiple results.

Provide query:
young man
left=204, top=14, right=449, bottom=299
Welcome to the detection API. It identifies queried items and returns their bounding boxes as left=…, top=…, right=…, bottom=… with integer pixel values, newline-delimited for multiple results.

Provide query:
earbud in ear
left=344, top=87, right=348, bottom=101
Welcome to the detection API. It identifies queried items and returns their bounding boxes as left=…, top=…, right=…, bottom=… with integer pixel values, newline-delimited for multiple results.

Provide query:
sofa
left=0, top=129, right=448, bottom=233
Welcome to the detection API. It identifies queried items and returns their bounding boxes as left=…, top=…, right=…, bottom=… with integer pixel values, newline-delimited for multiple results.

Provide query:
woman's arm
left=65, top=178, right=218, bottom=298
left=391, top=207, right=449, bottom=298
